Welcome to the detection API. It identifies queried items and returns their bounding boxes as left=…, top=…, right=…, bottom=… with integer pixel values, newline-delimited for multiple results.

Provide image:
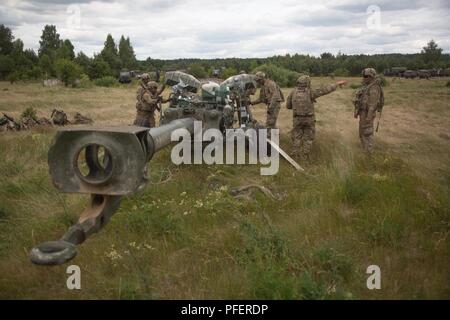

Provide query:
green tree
left=0, top=24, right=14, bottom=55
left=75, top=51, right=92, bottom=74
left=0, top=55, right=14, bottom=79
left=55, top=58, right=82, bottom=86
left=39, top=54, right=54, bottom=78
left=118, top=35, right=137, bottom=69
left=57, top=39, right=75, bottom=60
left=421, top=39, right=442, bottom=65
left=39, top=25, right=61, bottom=58
left=100, top=34, right=121, bottom=75
left=88, top=55, right=112, bottom=79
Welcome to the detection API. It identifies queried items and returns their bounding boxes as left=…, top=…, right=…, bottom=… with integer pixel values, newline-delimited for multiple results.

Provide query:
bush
left=26, top=66, right=42, bottom=80
left=252, top=63, right=299, bottom=87
left=446, top=80, right=450, bottom=87
left=378, top=75, right=388, bottom=87
left=55, top=59, right=82, bottom=86
left=188, top=63, right=207, bottom=79
left=7, top=71, right=19, bottom=84
left=221, top=67, right=238, bottom=79
left=74, top=74, right=93, bottom=88
left=94, top=76, right=116, bottom=87
left=21, top=107, right=38, bottom=120
left=333, top=68, right=349, bottom=77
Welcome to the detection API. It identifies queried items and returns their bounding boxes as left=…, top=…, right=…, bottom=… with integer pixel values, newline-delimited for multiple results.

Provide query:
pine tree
left=100, top=34, right=121, bottom=75
left=38, top=25, right=61, bottom=59
left=119, top=35, right=137, bottom=69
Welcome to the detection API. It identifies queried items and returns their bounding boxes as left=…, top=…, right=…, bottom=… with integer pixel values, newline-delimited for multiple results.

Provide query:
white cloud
left=1, top=0, right=449, bottom=59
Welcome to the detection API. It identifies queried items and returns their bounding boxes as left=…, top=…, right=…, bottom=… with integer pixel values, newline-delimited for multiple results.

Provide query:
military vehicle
left=383, top=67, right=407, bottom=77
left=418, top=70, right=431, bottom=79
left=403, top=70, right=418, bottom=79
left=118, top=70, right=132, bottom=83
left=29, top=71, right=287, bottom=266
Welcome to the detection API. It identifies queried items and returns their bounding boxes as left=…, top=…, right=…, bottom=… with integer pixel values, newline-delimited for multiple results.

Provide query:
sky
left=1, top=0, right=450, bottom=59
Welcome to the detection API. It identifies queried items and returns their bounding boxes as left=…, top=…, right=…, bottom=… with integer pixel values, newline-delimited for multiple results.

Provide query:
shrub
left=55, top=59, right=82, bottom=86
left=221, top=67, right=238, bottom=79
left=26, top=66, right=42, bottom=80
left=252, top=63, right=299, bottom=87
left=7, top=71, right=19, bottom=84
left=378, top=75, right=388, bottom=87
left=188, top=63, right=207, bottom=79
left=21, top=107, right=38, bottom=120
left=74, top=73, right=93, bottom=88
left=94, top=76, right=116, bottom=87
left=333, top=68, right=350, bottom=77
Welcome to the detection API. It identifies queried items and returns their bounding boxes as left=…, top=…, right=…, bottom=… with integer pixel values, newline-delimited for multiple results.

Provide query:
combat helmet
left=141, top=73, right=151, bottom=83
left=362, top=68, right=377, bottom=78
left=297, top=75, right=311, bottom=87
left=254, top=71, right=266, bottom=81
left=146, top=81, right=158, bottom=89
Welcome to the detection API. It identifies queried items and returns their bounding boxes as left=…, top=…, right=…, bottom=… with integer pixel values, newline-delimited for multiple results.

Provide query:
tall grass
left=0, top=78, right=449, bottom=299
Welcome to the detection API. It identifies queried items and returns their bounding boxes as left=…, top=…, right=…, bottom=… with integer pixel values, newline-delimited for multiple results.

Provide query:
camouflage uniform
left=252, top=71, right=284, bottom=129
left=134, top=76, right=161, bottom=128
left=353, top=68, right=384, bottom=153
left=286, top=75, right=337, bottom=158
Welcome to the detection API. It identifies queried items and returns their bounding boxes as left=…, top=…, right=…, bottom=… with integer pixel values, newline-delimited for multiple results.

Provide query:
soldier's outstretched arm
left=312, top=83, right=338, bottom=100
left=312, top=81, right=347, bottom=100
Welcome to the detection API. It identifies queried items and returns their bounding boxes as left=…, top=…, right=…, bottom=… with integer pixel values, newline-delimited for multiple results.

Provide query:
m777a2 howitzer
left=29, top=72, right=294, bottom=265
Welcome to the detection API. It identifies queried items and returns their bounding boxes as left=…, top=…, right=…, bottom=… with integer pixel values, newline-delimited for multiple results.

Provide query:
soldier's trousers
left=266, top=102, right=281, bottom=129
left=134, top=113, right=155, bottom=128
left=358, top=110, right=375, bottom=152
left=292, top=115, right=315, bottom=157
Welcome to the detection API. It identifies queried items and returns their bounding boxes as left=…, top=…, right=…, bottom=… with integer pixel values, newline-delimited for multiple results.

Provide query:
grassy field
left=0, top=77, right=449, bottom=299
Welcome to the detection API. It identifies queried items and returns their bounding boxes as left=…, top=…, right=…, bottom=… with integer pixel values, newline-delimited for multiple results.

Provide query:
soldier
left=250, top=71, right=284, bottom=129
left=353, top=68, right=384, bottom=153
left=286, top=75, right=347, bottom=159
left=134, top=73, right=165, bottom=128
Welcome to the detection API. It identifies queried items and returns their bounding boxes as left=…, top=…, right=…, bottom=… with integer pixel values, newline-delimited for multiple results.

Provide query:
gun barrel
left=31, top=117, right=195, bottom=265
left=149, top=118, right=194, bottom=153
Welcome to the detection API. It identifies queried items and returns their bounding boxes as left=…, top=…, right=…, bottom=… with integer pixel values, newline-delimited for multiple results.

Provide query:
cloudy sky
left=1, top=0, right=449, bottom=59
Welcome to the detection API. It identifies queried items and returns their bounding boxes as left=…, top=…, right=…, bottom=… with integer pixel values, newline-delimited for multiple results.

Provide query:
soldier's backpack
left=51, top=109, right=69, bottom=125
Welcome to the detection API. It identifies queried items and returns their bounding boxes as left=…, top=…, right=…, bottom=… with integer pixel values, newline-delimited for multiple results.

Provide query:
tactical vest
left=261, top=80, right=284, bottom=104
left=292, top=87, right=315, bottom=116
left=354, top=80, right=384, bottom=112
left=136, top=86, right=157, bottom=113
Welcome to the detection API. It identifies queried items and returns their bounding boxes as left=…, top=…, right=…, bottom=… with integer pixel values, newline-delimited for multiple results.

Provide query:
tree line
left=0, top=24, right=449, bottom=87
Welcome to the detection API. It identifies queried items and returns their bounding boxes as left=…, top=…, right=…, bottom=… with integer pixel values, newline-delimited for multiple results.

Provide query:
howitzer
left=30, top=72, right=299, bottom=265
left=29, top=119, right=195, bottom=265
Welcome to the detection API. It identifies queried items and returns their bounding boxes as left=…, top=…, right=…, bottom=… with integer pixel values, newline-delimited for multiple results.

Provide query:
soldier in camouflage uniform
left=250, top=71, right=284, bottom=129
left=286, top=75, right=347, bottom=159
left=134, top=73, right=165, bottom=128
left=353, top=68, right=384, bottom=153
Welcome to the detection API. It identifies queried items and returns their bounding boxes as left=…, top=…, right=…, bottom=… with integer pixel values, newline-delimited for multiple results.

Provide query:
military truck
left=383, top=67, right=407, bottom=77
left=418, top=70, right=431, bottom=79
left=118, top=70, right=132, bottom=83
left=403, top=70, right=418, bottom=79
